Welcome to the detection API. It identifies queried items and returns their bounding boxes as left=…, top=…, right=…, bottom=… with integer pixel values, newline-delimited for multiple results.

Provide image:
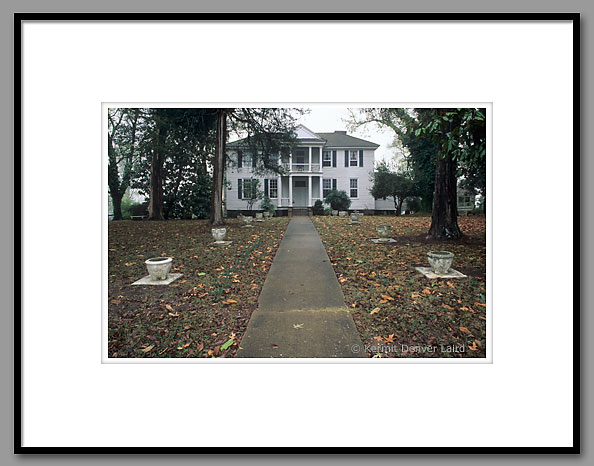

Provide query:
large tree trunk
left=210, top=109, right=226, bottom=226
left=112, top=191, right=123, bottom=220
left=394, top=197, right=403, bottom=216
left=148, top=125, right=165, bottom=220
left=428, top=154, right=461, bottom=239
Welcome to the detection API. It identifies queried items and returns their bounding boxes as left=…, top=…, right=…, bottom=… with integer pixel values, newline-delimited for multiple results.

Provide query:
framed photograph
left=16, top=13, right=579, bottom=452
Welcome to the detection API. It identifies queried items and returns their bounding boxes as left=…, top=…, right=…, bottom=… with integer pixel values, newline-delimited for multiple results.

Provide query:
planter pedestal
left=415, top=267, right=467, bottom=279
left=132, top=273, right=183, bottom=286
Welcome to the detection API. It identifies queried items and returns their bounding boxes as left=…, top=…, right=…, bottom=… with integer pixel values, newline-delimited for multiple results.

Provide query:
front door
left=293, top=179, right=307, bottom=207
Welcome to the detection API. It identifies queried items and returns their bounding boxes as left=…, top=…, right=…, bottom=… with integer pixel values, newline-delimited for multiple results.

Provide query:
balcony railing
left=290, top=163, right=321, bottom=172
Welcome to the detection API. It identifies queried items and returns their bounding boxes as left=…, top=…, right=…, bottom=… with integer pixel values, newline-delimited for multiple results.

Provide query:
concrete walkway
left=236, top=217, right=365, bottom=358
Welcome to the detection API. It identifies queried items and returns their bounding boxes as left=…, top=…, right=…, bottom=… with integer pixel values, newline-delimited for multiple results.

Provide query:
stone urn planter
left=350, top=213, right=360, bottom=222
left=339, top=211, right=347, bottom=218
left=255, top=212, right=263, bottom=220
left=211, top=227, right=227, bottom=244
left=332, top=210, right=338, bottom=216
left=376, top=225, right=391, bottom=241
left=242, top=215, right=253, bottom=225
left=427, top=251, right=454, bottom=275
left=263, top=211, right=271, bottom=219
left=145, top=257, right=173, bottom=281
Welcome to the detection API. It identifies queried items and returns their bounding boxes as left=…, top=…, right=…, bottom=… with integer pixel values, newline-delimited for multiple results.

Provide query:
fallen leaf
left=384, top=334, right=395, bottom=344
left=220, top=339, right=234, bottom=350
left=380, top=294, right=394, bottom=301
left=411, top=293, right=420, bottom=298
left=373, top=335, right=383, bottom=342
left=293, top=323, right=304, bottom=329
left=370, top=307, right=380, bottom=315
left=459, top=327, right=471, bottom=334
left=468, top=341, right=479, bottom=351
left=165, top=304, right=174, bottom=311
left=141, top=345, right=154, bottom=353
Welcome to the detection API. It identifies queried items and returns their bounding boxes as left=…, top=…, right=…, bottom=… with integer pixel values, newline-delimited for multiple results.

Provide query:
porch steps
left=291, top=208, right=310, bottom=216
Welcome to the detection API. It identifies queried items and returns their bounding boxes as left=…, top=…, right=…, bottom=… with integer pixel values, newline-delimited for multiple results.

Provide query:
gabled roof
left=227, top=126, right=379, bottom=149
left=316, top=131, right=380, bottom=149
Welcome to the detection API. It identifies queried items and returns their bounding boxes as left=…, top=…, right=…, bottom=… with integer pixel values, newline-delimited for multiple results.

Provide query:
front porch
left=276, top=174, right=323, bottom=208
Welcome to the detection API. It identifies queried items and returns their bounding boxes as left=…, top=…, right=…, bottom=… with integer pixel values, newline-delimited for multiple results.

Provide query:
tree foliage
left=370, top=161, right=416, bottom=216
left=347, top=107, right=486, bottom=238
left=130, top=108, right=217, bottom=219
left=324, top=190, right=352, bottom=211
left=107, top=108, right=142, bottom=220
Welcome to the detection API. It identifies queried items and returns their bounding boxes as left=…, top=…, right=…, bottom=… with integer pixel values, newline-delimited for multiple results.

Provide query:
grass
left=108, top=217, right=289, bottom=358
left=312, top=214, right=487, bottom=358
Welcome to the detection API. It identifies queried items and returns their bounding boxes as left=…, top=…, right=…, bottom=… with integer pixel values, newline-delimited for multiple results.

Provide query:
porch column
left=308, top=175, right=312, bottom=207
left=289, top=175, right=293, bottom=206
left=277, top=175, right=282, bottom=207
left=289, top=152, right=293, bottom=172
left=319, top=175, right=323, bottom=201
left=308, top=146, right=312, bottom=172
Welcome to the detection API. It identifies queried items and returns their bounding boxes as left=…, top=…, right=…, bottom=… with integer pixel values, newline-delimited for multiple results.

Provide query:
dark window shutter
left=332, top=179, right=337, bottom=191
left=332, top=150, right=337, bottom=167
left=359, top=150, right=364, bottom=167
left=238, top=179, right=243, bottom=199
left=264, top=179, right=269, bottom=197
left=345, top=150, right=349, bottom=167
left=238, top=151, right=242, bottom=168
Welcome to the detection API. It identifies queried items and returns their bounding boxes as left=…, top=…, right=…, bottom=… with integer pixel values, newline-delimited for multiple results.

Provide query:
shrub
left=260, top=196, right=276, bottom=215
left=323, top=190, right=352, bottom=211
left=312, top=200, right=325, bottom=215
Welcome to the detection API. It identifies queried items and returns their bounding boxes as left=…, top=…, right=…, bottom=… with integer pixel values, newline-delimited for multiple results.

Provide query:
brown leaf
left=459, top=327, right=471, bottom=334
left=380, top=294, right=394, bottom=301
left=165, top=304, right=174, bottom=311
left=141, top=345, right=154, bottom=353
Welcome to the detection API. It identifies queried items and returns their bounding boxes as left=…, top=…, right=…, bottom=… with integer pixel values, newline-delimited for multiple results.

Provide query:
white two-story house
left=224, top=125, right=379, bottom=215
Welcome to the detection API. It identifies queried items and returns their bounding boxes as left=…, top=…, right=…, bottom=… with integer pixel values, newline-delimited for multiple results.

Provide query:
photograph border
left=14, top=12, right=580, bottom=454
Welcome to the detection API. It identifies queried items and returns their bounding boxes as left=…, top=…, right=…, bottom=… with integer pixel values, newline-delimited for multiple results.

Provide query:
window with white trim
left=323, top=179, right=333, bottom=198
left=350, top=178, right=358, bottom=198
left=322, top=151, right=332, bottom=167
left=269, top=179, right=278, bottom=199
left=349, top=150, right=358, bottom=167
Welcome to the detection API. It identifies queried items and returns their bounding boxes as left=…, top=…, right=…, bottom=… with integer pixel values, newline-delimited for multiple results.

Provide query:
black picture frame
left=14, top=12, right=580, bottom=454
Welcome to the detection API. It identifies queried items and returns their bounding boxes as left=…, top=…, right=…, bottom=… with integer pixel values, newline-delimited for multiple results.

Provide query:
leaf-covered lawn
left=108, top=217, right=289, bottom=358
left=312, top=215, right=487, bottom=358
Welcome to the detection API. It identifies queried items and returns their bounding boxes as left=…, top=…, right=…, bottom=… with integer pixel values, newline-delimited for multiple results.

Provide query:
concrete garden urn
left=376, top=225, right=391, bottom=241
left=145, top=257, right=173, bottom=281
left=332, top=210, right=338, bottom=216
left=211, top=227, right=227, bottom=244
left=242, top=215, right=253, bottom=225
left=427, top=251, right=454, bottom=275
left=339, top=211, right=347, bottom=217
left=255, top=212, right=263, bottom=220
left=263, top=211, right=271, bottom=219
left=350, top=213, right=360, bottom=222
